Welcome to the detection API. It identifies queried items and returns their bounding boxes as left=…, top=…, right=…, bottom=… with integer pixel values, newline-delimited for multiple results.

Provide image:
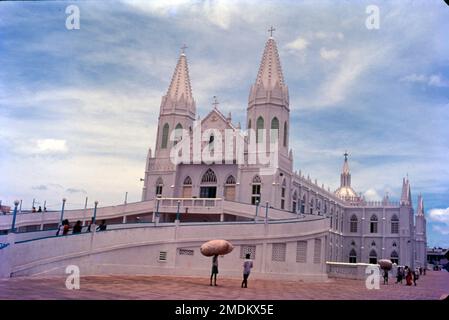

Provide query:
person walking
left=241, top=253, right=253, bottom=288
left=73, top=220, right=82, bottom=234
left=396, top=266, right=403, bottom=284
left=413, top=269, right=419, bottom=286
left=405, top=266, right=413, bottom=286
left=210, top=254, right=219, bottom=286
left=383, top=269, right=389, bottom=285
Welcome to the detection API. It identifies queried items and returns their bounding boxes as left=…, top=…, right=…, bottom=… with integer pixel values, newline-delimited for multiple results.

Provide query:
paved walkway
left=0, top=271, right=448, bottom=300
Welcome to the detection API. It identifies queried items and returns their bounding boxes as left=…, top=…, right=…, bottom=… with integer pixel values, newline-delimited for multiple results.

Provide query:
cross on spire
left=268, top=26, right=276, bottom=37
left=212, top=96, right=219, bottom=109
left=181, top=44, right=188, bottom=55
left=344, top=151, right=349, bottom=161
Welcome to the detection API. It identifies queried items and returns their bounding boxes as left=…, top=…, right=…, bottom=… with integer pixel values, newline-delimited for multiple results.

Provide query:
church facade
left=141, top=34, right=427, bottom=268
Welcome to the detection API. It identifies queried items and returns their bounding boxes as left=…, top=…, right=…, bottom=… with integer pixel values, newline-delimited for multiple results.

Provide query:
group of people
left=392, top=266, right=425, bottom=286
left=31, top=206, right=47, bottom=213
left=56, top=219, right=107, bottom=236
left=209, top=253, right=254, bottom=288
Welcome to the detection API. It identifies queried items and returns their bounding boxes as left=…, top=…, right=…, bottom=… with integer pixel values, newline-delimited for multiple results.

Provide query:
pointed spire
left=161, top=47, right=195, bottom=116
left=417, top=194, right=424, bottom=216
left=342, top=151, right=350, bottom=174
left=400, top=176, right=411, bottom=206
left=255, top=36, right=285, bottom=90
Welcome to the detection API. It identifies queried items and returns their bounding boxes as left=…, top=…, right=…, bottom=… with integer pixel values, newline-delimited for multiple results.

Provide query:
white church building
left=0, top=34, right=427, bottom=281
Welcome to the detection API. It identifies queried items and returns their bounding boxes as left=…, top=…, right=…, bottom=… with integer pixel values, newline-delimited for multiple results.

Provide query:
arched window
left=371, top=241, right=376, bottom=247
left=155, top=177, right=163, bottom=196
left=369, top=249, right=377, bottom=264
left=201, top=169, right=217, bottom=183
left=390, top=250, right=399, bottom=264
left=301, top=194, right=306, bottom=214
left=283, top=121, right=288, bottom=147
left=292, top=191, right=298, bottom=213
left=248, top=120, right=252, bottom=143
left=248, top=120, right=251, bottom=129
left=174, top=123, right=183, bottom=145
left=392, top=242, right=397, bottom=247
left=270, top=117, right=279, bottom=142
left=309, top=198, right=314, bottom=214
left=161, top=123, right=169, bottom=149
left=224, top=175, right=236, bottom=201
left=330, top=207, right=333, bottom=227
left=351, top=240, right=356, bottom=246
left=335, top=212, right=338, bottom=230
left=370, top=215, right=378, bottom=233
left=251, top=175, right=262, bottom=205
left=350, top=215, right=358, bottom=233
left=280, top=179, right=286, bottom=209
left=200, top=169, right=217, bottom=198
left=183, top=176, right=192, bottom=185
left=182, top=176, right=192, bottom=198
left=391, top=215, right=399, bottom=234
left=349, top=249, right=357, bottom=263
left=256, top=116, right=264, bottom=143
left=208, top=133, right=215, bottom=151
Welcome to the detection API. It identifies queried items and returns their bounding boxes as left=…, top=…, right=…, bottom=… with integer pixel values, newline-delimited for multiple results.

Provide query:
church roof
left=255, top=37, right=285, bottom=90
left=335, top=186, right=358, bottom=199
left=164, top=51, right=194, bottom=107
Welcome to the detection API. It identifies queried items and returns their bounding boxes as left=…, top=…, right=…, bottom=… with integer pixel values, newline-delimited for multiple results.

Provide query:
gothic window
left=292, top=191, right=298, bottom=213
left=309, top=198, right=314, bottom=214
left=251, top=175, right=262, bottom=205
left=201, top=169, right=217, bottom=183
left=248, top=120, right=252, bottom=143
left=182, top=176, right=192, bottom=198
left=155, top=177, right=163, bottom=196
left=350, top=215, right=358, bottom=233
left=270, top=117, right=279, bottom=142
left=174, top=123, right=183, bottom=145
left=351, top=240, right=356, bottom=246
left=370, top=215, right=378, bottom=233
left=301, top=194, right=306, bottom=214
left=391, top=215, right=399, bottom=234
left=281, top=179, right=286, bottom=210
left=392, top=242, right=397, bottom=247
left=390, top=250, right=399, bottom=264
left=283, top=121, right=288, bottom=147
left=369, top=249, right=378, bottom=264
left=371, top=241, right=376, bottom=247
left=208, top=133, right=215, bottom=151
left=349, top=249, right=357, bottom=263
left=256, top=116, right=264, bottom=143
left=161, top=123, right=169, bottom=149
left=183, top=176, right=192, bottom=185
left=248, top=120, right=251, bottom=129
left=224, top=175, right=236, bottom=201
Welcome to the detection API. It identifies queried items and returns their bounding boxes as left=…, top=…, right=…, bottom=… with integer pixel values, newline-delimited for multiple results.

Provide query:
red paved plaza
left=0, top=271, right=448, bottom=300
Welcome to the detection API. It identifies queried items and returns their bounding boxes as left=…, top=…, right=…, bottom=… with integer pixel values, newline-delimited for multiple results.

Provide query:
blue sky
left=0, top=0, right=448, bottom=247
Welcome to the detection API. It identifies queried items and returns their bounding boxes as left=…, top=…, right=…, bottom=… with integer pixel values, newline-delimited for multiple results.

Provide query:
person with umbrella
left=210, top=254, right=219, bottom=286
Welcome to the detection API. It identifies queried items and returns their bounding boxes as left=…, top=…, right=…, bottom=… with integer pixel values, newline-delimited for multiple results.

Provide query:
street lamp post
left=10, top=200, right=20, bottom=232
left=59, top=198, right=66, bottom=225
left=255, top=200, right=259, bottom=222
left=265, top=201, right=269, bottom=224
left=176, top=200, right=181, bottom=221
left=93, top=201, right=98, bottom=224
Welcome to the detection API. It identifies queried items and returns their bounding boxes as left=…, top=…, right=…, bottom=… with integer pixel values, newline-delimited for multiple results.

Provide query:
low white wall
left=6, top=219, right=329, bottom=282
left=326, top=262, right=380, bottom=280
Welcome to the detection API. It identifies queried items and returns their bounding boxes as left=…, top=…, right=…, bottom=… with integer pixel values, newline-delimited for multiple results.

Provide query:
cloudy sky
left=1, top=0, right=448, bottom=247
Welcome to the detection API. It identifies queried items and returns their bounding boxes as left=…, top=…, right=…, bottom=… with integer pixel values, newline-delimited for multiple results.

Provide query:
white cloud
left=320, top=47, right=340, bottom=60
left=428, top=207, right=449, bottom=223
left=428, top=208, right=449, bottom=235
left=285, top=37, right=309, bottom=51
left=400, top=74, right=449, bottom=88
left=36, top=139, right=68, bottom=153
left=363, top=188, right=382, bottom=201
